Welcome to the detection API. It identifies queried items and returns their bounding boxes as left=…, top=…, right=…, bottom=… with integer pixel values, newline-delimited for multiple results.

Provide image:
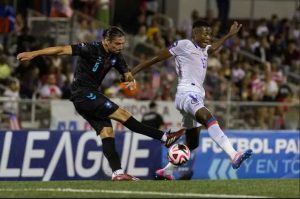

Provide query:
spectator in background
left=0, top=0, right=15, bottom=33
left=14, top=60, right=39, bottom=98
left=146, top=17, right=160, bottom=42
left=248, top=68, right=264, bottom=101
left=132, top=12, right=147, bottom=35
left=178, top=9, right=199, bottom=39
left=39, top=73, right=62, bottom=99
left=256, top=18, right=269, bottom=37
left=50, top=0, right=73, bottom=18
left=14, top=13, right=25, bottom=35
left=0, top=53, right=11, bottom=83
left=293, top=5, right=300, bottom=22
left=267, top=14, right=280, bottom=35
left=95, top=0, right=110, bottom=25
left=261, top=62, right=279, bottom=129
left=142, top=101, right=164, bottom=130
left=3, top=78, right=20, bottom=115
left=37, top=73, right=62, bottom=128
left=283, top=40, right=300, bottom=72
left=16, top=26, right=36, bottom=55
left=254, top=36, right=272, bottom=63
left=275, top=82, right=293, bottom=129
left=75, top=20, right=94, bottom=42
left=2, top=78, right=21, bottom=130
left=132, top=25, right=148, bottom=51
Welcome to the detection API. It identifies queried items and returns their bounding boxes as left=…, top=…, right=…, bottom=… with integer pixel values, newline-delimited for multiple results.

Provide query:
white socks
left=208, top=123, right=237, bottom=160
left=163, top=163, right=177, bottom=175
left=113, top=169, right=124, bottom=176
left=161, top=132, right=167, bottom=142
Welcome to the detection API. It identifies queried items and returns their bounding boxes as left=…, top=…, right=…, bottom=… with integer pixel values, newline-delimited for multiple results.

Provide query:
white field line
left=0, top=188, right=272, bottom=198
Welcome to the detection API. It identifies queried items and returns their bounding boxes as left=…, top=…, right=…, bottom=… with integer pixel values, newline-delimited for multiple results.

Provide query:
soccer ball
left=168, top=144, right=191, bottom=166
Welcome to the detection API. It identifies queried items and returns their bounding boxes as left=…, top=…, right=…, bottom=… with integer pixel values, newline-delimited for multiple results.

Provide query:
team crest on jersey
left=104, top=101, right=113, bottom=109
left=189, top=94, right=199, bottom=104
left=111, top=58, right=117, bottom=66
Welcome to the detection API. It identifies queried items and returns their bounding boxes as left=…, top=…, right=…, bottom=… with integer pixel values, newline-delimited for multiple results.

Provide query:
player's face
left=107, top=36, right=125, bottom=54
left=193, top=27, right=212, bottom=48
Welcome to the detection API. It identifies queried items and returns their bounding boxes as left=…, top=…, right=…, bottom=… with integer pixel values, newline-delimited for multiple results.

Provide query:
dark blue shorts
left=71, top=90, right=119, bottom=133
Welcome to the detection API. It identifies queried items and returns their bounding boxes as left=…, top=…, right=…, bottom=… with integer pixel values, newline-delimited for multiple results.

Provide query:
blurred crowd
left=0, top=0, right=299, bottom=129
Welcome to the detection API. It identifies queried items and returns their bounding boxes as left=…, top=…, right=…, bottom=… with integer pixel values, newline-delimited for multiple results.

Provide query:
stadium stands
left=0, top=1, right=299, bottom=130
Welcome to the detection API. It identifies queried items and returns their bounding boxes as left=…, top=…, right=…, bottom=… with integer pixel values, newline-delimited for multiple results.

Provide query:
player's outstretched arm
left=208, top=21, right=242, bottom=54
left=131, top=49, right=172, bottom=75
left=17, top=45, right=72, bottom=62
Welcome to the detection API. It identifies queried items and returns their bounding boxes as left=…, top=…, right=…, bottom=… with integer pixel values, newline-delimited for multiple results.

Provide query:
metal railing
left=0, top=98, right=299, bottom=130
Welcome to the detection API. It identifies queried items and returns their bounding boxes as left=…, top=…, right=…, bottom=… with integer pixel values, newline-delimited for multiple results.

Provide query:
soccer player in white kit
left=131, top=20, right=253, bottom=180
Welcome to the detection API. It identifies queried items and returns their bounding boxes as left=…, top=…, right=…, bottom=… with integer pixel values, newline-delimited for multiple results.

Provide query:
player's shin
left=163, top=162, right=177, bottom=175
left=122, top=116, right=165, bottom=140
left=101, top=137, right=123, bottom=171
left=206, top=117, right=237, bottom=160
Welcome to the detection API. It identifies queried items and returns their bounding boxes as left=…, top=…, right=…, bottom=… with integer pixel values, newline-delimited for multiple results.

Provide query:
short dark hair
left=103, top=26, right=125, bottom=41
left=192, top=20, right=211, bottom=29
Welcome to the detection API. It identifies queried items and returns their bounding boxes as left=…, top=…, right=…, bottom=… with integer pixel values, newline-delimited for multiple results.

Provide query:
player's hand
left=122, top=72, right=137, bottom=90
left=228, top=21, right=242, bottom=36
left=124, top=79, right=137, bottom=91
left=17, top=52, right=36, bottom=61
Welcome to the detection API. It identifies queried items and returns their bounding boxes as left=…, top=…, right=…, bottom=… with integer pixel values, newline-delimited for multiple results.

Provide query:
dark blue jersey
left=70, top=41, right=129, bottom=95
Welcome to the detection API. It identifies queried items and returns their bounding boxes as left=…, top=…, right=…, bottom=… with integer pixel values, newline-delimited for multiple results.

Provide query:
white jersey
left=169, top=39, right=211, bottom=97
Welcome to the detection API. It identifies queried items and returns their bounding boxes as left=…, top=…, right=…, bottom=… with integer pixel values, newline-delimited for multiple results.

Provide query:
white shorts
left=175, top=91, right=204, bottom=129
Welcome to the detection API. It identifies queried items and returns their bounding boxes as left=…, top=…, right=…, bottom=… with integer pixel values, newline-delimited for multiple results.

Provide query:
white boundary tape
left=0, top=188, right=271, bottom=198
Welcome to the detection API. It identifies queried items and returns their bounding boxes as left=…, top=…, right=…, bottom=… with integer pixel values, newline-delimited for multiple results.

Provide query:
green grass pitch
left=0, top=179, right=299, bottom=198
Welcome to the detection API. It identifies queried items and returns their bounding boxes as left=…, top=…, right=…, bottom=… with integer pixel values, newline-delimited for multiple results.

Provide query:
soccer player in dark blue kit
left=17, top=26, right=185, bottom=181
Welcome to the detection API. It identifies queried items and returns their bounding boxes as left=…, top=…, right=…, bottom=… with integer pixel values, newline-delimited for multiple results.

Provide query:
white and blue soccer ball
left=168, top=144, right=191, bottom=166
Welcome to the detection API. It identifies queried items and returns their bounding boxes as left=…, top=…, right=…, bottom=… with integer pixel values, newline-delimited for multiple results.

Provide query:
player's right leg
left=109, top=107, right=185, bottom=147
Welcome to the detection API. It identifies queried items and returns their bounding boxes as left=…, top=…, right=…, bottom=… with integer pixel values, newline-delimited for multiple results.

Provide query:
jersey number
left=92, top=56, right=102, bottom=72
left=201, top=58, right=207, bottom=69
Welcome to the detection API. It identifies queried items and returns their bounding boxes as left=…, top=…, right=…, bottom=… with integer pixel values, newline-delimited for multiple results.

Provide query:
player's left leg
left=185, top=126, right=201, bottom=150
left=155, top=92, right=204, bottom=180
left=155, top=127, right=201, bottom=180
left=195, top=107, right=252, bottom=169
left=99, top=127, right=139, bottom=181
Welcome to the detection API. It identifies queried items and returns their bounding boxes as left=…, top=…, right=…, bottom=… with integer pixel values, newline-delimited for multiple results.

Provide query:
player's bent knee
left=195, top=107, right=213, bottom=126
left=99, top=127, right=115, bottom=139
left=109, top=108, right=132, bottom=123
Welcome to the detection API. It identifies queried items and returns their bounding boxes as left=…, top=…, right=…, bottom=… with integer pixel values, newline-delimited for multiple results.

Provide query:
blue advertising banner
left=162, top=130, right=300, bottom=179
left=0, top=131, right=161, bottom=181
